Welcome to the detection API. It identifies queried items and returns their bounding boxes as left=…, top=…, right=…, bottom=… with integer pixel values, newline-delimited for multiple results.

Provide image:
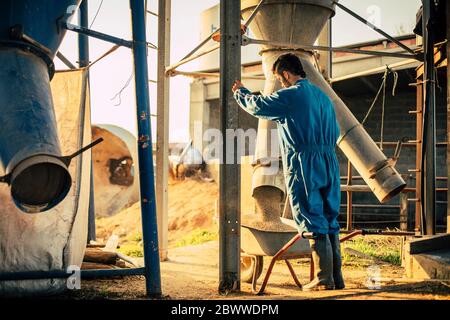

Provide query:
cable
left=89, top=0, right=104, bottom=29
left=361, top=68, right=388, bottom=125
left=110, top=72, right=134, bottom=106
left=361, top=66, right=399, bottom=151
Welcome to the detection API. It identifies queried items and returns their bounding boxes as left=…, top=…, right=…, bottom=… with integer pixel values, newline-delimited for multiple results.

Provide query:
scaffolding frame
left=0, top=0, right=443, bottom=298
left=0, top=0, right=162, bottom=298
left=162, top=0, right=442, bottom=294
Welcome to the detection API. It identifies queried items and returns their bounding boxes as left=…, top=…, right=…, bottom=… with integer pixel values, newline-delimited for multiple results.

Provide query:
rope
left=110, top=72, right=134, bottom=106
left=361, top=68, right=388, bottom=125
left=361, top=66, right=398, bottom=151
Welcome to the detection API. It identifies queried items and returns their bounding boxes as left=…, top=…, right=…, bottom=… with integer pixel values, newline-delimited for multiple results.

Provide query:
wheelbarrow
left=240, top=217, right=314, bottom=295
left=241, top=222, right=414, bottom=295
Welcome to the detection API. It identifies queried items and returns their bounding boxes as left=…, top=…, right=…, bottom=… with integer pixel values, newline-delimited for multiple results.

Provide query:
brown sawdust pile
left=96, top=175, right=219, bottom=247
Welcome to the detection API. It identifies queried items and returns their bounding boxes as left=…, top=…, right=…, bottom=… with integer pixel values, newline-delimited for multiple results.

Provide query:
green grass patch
left=118, top=243, right=144, bottom=258
left=342, top=235, right=402, bottom=266
left=126, top=231, right=143, bottom=242
left=174, top=229, right=218, bottom=248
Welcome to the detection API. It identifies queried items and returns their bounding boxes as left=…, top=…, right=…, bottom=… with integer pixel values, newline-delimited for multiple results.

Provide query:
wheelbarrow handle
left=301, top=232, right=317, bottom=239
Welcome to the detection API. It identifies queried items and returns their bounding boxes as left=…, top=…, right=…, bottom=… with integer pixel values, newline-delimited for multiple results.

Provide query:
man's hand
left=232, top=79, right=244, bottom=93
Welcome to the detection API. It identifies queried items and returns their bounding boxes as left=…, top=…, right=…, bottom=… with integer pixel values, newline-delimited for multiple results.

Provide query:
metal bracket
left=10, top=25, right=52, bottom=55
left=6, top=25, right=55, bottom=78
left=389, top=137, right=409, bottom=167
left=0, top=138, right=104, bottom=185
left=59, top=137, right=104, bottom=166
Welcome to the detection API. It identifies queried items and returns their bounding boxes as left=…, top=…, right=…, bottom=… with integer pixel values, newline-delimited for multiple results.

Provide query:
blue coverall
left=234, top=79, right=341, bottom=235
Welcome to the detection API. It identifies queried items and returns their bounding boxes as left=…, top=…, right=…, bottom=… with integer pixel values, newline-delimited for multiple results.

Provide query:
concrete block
left=408, top=234, right=450, bottom=254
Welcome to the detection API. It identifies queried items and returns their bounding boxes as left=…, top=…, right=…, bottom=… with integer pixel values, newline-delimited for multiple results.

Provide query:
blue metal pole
left=78, top=0, right=96, bottom=243
left=130, top=0, right=162, bottom=297
left=64, top=22, right=133, bottom=48
left=78, top=0, right=90, bottom=67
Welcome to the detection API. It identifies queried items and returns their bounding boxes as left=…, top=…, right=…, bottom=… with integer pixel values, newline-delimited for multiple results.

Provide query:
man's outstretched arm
left=232, top=80, right=289, bottom=121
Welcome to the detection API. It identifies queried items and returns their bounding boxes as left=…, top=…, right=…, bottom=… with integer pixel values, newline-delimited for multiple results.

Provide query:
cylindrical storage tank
left=0, top=48, right=71, bottom=212
left=92, top=124, right=140, bottom=217
left=241, top=0, right=405, bottom=210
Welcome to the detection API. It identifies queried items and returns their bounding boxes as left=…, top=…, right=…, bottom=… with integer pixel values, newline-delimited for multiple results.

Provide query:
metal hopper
left=0, top=0, right=82, bottom=213
left=240, top=0, right=406, bottom=231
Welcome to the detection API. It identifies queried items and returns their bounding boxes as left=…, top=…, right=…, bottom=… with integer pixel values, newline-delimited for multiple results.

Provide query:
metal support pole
left=400, top=191, right=409, bottom=231
left=422, top=0, right=437, bottom=235
left=79, top=0, right=96, bottom=244
left=156, top=0, right=170, bottom=262
left=130, top=0, right=161, bottom=297
left=415, top=80, right=423, bottom=234
left=218, top=0, right=241, bottom=295
left=78, top=1, right=90, bottom=67
left=346, top=160, right=353, bottom=231
left=446, top=0, right=450, bottom=233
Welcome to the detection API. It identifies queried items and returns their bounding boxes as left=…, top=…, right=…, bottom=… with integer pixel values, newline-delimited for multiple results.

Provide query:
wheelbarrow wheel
left=241, top=255, right=263, bottom=283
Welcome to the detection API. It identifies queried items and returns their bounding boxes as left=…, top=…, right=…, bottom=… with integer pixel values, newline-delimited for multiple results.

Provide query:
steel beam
left=78, top=1, right=90, bottom=67
left=243, top=37, right=418, bottom=60
left=64, top=22, right=133, bottom=48
left=166, top=43, right=220, bottom=74
left=0, top=268, right=146, bottom=281
left=130, top=0, right=162, bottom=297
left=180, top=0, right=264, bottom=62
left=218, top=0, right=241, bottom=295
left=56, top=52, right=77, bottom=69
left=447, top=0, right=450, bottom=233
left=421, top=0, right=437, bottom=235
left=78, top=0, right=96, bottom=244
left=156, top=0, right=170, bottom=262
left=332, top=1, right=416, bottom=55
left=415, top=80, right=423, bottom=234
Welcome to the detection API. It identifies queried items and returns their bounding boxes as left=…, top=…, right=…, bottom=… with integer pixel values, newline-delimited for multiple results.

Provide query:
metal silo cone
left=241, top=0, right=406, bottom=231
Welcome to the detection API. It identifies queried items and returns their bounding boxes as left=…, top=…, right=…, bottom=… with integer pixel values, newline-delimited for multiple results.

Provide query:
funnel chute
left=241, top=0, right=406, bottom=227
left=0, top=0, right=81, bottom=212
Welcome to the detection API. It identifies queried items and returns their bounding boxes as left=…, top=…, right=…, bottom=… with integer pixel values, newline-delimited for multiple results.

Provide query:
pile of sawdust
left=96, top=176, right=219, bottom=247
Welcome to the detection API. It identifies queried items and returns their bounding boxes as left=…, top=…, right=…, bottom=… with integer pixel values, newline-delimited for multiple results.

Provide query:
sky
left=55, top=0, right=421, bottom=143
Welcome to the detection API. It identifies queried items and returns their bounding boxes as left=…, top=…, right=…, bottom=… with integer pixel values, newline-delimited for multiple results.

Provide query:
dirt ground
left=96, top=176, right=219, bottom=247
left=61, top=240, right=450, bottom=300
left=69, top=179, right=450, bottom=300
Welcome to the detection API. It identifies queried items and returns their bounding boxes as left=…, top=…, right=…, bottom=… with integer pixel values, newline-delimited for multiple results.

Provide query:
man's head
left=272, top=53, right=306, bottom=88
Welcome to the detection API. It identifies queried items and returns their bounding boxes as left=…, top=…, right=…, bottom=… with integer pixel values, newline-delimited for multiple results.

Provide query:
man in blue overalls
left=232, top=53, right=344, bottom=291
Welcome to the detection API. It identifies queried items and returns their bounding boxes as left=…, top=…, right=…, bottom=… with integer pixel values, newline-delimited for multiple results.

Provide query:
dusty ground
left=61, top=240, right=450, bottom=300
left=96, top=176, right=219, bottom=247
left=69, top=179, right=450, bottom=300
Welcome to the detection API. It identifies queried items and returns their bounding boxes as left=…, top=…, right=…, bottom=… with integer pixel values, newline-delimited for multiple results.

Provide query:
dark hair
left=272, top=53, right=306, bottom=78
